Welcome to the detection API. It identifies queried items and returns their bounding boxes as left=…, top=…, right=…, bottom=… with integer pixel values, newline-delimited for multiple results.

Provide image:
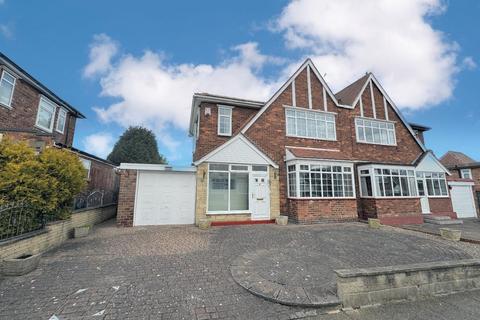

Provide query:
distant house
left=0, top=52, right=118, bottom=194
left=441, top=151, right=480, bottom=216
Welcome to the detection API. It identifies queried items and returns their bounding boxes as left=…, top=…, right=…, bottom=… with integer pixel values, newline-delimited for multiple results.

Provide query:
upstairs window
left=35, top=97, right=56, bottom=132
left=460, top=169, right=472, bottom=179
left=0, top=70, right=16, bottom=107
left=217, top=106, right=232, bottom=136
left=56, top=108, right=67, bottom=133
left=285, top=108, right=336, bottom=140
left=356, top=118, right=396, bottom=146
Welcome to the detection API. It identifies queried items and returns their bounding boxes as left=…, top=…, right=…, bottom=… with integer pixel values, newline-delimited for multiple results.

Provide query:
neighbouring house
left=0, top=51, right=118, bottom=195
left=117, top=58, right=459, bottom=227
left=440, top=151, right=480, bottom=217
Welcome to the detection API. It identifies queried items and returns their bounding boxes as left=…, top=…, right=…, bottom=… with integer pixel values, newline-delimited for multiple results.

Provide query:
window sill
left=0, top=102, right=12, bottom=110
left=55, top=128, right=65, bottom=134
left=286, top=134, right=337, bottom=142
left=34, top=124, right=53, bottom=134
left=217, top=133, right=232, bottom=137
left=360, top=196, right=421, bottom=199
left=356, top=140, right=397, bottom=147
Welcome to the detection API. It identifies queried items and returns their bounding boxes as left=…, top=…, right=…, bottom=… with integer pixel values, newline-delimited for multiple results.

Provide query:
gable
left=194, top=135, right=277, bottom=167
left=416, top=152, right=450, bottom=174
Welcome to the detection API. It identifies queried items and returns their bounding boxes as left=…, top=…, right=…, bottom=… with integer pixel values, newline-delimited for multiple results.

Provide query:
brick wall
left=428, top=197, right=455, bottom=217
left=193, top=103, right=258, bottom=161
left=0, top=67, right=76, bottom=147
left=288, top=198, right=358, bottom=224
left=0, top=205, right=116, bottom=260
left=116, top=169, right=137, bottom=227
left=359, top=198, right=422, bottom=225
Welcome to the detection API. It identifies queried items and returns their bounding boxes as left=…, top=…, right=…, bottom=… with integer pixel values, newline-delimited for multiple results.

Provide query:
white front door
left=420, top=197, right=430, bottom=214
left=250, top=172, right=270, bottom=220
left=417, top=178, right=430, bottom=214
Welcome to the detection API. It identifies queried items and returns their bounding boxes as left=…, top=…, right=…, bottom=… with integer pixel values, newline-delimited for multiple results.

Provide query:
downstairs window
left=208, top=164, right=249, bottom=212
left=359, top=166, right=417, bottom=198
left=287, top=163, right=354, bottom=198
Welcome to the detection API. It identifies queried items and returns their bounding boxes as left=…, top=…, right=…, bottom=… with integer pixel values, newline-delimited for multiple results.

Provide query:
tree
left=107, top=126, right=166, bottom=165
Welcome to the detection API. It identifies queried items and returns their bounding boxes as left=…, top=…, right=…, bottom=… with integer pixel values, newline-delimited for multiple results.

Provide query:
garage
left=449, top=181, right=477, bottom=218
left=117, top=164, right=196, bottom=226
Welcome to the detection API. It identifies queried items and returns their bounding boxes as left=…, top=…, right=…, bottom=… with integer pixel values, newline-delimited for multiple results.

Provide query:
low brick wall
left=0, top=204, right=116, bottom=260
left=429, top=197, right=457, bottom=218
left=288, top=198, right=358, bottom=224
left=359, top=198, right=423, bottom=225
left=335, top=259, right=480, bottom=308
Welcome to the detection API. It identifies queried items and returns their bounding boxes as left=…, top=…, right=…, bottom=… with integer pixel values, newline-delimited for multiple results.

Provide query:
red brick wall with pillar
left=428, top=197, right=456, bottom=218
left=117, top=169, right=137, bottom=227
left=287, top=198, right=357, bottom=223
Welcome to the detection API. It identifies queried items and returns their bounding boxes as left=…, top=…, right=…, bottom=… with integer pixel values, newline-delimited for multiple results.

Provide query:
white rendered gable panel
left=208, top=138, right=270, bottom=165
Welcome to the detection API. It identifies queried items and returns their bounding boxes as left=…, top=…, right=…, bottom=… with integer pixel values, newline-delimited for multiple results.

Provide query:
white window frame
left=355, top=117, right=397, bottom=146
left=217, top=105, right=233, bottom=136
left=206, top=163, right=254, bottom=214
left=55, top=108, right=67, bottom=134
left=357, top=164, right=418, bottom=199
left=35, top=96, right=57, bottom=132
left=0, top=69, right=16, bottom=108
left=286, top=160, right=355, bottom=199
left=285, top=106, right=337, bottom=141
left=80, top=158, right=92, bottom=180
left=460, top=168, right=472, bottom=179
left=416, top=171, right=449, bottom=198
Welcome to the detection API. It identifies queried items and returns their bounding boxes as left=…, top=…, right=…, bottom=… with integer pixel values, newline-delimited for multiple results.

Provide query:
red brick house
left=189, top=59, right=455, bottom=225
left=440, top=151, right=480, bottom=217
left=0, top=52, right=118, bottom=194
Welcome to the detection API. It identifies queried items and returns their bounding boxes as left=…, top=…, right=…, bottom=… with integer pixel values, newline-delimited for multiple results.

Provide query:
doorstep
left=211, top=219, right=275, bottom=226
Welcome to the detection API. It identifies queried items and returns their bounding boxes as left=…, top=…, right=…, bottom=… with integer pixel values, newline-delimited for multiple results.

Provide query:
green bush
left=0, top=139, right=87, bottom=221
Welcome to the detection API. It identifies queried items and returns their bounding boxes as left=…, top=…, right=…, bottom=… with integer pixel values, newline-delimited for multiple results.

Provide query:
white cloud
left=275, top=0, right=459, bottom=109
left=0, top=24, right=12, bottom=38
left=82, top=132, right=115, bottom=159
left=89, top=39, right=282, bottom=150
left=83, top=34, right=119, bottom=78
left=462, top=56, right=477, bottom=70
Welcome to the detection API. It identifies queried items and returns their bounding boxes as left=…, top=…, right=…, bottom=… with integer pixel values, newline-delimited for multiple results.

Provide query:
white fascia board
left=448, top=181, right=475, bottom=186
left=368, top=74, right=427, bottom=152
left=119, top=163, right=196, bottom=172
left=193, top=134, right=278, bottom=168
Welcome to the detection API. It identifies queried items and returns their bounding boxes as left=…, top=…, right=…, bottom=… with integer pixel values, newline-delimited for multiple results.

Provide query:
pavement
left=1, top=220, right=480, bottom=320
left=403, top=218, right=480, bottom=243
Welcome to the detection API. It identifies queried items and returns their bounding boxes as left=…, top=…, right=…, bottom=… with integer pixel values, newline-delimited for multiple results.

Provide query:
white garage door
left=134, top=170, right=196, bottom=225
left=450, top=183, right=476, bottom=218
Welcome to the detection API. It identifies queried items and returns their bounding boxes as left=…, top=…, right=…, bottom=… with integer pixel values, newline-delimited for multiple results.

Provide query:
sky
left=0, top=0, right=479, bottom=165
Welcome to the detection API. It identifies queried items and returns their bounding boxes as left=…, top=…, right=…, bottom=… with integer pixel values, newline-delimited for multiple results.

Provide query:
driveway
left=1, top=220, right=480, bottom=320
left=403, top=219, right=480, bottom=243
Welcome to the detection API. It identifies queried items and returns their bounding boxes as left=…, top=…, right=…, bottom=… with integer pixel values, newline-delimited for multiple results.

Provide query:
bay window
left=359, top=166, right=417, bottom=198
left=208, top=164, right=249, bottom=212
left=416, top=172, right=448, bottom=197
left=287, top=162, right=354, bottom=198
left=355, top=118, right=396, bottom=145
left=285, top=107, right=336, bottom=140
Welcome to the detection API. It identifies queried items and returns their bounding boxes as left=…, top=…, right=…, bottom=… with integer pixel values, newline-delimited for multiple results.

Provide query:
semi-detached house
left=188, top=59, right=455, bottom=226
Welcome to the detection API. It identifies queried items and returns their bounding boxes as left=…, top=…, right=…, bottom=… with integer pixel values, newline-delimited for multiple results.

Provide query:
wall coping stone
left=335, top=259, right=480, bottom=278
left=73, top=203, right=117, bottom=214
left=0, top=229, right=48, bottom=247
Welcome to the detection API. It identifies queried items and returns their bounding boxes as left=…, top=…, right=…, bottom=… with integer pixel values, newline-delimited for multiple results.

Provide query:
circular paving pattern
left=229, top=224, right=473, bottom=307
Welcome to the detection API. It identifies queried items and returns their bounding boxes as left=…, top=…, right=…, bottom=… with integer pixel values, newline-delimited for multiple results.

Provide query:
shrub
left=0, top=139, right=87, bottom=220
